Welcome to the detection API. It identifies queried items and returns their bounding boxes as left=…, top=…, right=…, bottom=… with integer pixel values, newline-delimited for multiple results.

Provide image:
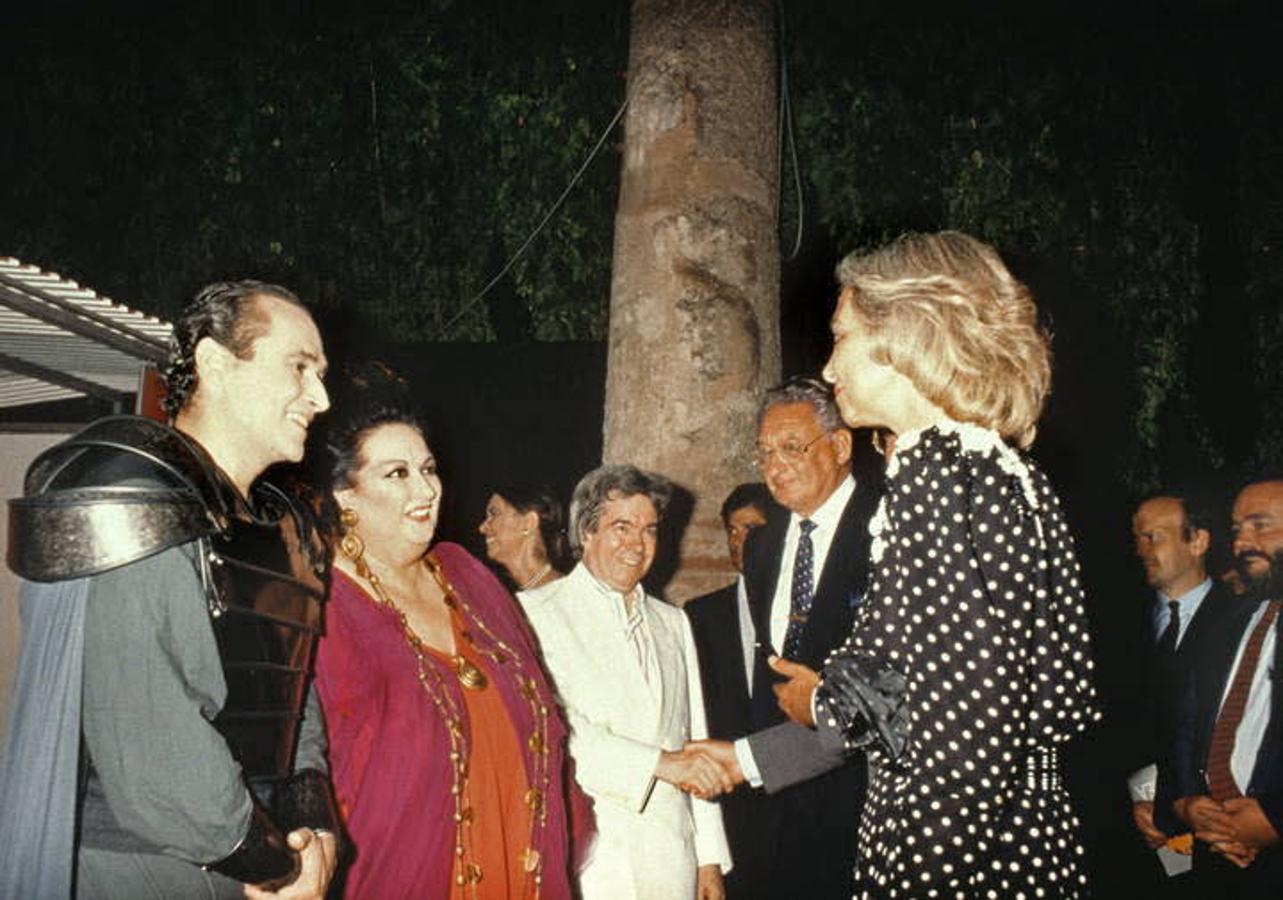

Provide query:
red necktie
left=1205, top=599, right=1281, bottom=800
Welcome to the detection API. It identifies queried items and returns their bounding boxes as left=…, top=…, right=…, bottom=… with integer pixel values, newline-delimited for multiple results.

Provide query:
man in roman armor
left=1, top=280, right=339, bottom=899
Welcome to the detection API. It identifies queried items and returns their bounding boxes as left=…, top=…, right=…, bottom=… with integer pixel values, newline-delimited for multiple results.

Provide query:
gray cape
left=0, top=577, right=89, bottom=900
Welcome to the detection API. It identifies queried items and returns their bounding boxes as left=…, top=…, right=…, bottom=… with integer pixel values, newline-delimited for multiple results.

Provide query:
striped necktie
left=624, top=589, right=651, bottom=685
left=1205, top=599, right=1281, bottom=800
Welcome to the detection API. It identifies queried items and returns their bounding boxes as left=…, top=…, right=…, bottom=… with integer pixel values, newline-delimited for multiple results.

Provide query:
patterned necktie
left=1205, top=599, right=1281, bottom=800
left=624, top=590, right=651, bottom=685
left=782, top=519, right=817, bottom=660
left=1158, top=600, right=1180, bottom=656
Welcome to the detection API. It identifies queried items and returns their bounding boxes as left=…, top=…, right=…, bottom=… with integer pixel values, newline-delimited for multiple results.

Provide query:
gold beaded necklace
left=434, top=558, right=555, bottom=894
left=346, top=550, right=553, bottom=896
left=347, top=547, right=488, bottom=692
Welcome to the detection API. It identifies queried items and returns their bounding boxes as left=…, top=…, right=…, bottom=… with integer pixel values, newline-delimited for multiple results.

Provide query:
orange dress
left=428, top=617, right=536, bottom=899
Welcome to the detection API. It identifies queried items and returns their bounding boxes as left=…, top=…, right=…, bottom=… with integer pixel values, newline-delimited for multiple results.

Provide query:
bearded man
left=1158, top=478, right=1283, bottom=898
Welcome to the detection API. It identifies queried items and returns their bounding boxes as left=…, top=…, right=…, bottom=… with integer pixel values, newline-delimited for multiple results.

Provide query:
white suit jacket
left=525, top=563, right=731, bottom=898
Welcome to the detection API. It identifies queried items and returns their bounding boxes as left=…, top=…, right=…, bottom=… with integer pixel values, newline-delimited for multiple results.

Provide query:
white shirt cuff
left=733, top=737, right=763, bottom=788
left=1127, top=764, right=1158, bottom=802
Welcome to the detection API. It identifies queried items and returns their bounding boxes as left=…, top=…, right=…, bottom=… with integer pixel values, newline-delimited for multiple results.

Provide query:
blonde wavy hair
left=835, top=231, right=1050, bottom=448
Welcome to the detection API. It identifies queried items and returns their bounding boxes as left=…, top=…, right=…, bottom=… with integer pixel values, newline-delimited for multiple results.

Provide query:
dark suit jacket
left=1159, top=593, right=1283, bottom=824
left=684, top=581, right=758, bottom=895
left=1125, top=582, right=1235, bottom=777
left=686, top=582, right=751, bottom=742
left=743, top=482, right=880, bottom=688
left=1155, top=591, right=1283, bottom=895
left=728, top=478, right=881, bottom=898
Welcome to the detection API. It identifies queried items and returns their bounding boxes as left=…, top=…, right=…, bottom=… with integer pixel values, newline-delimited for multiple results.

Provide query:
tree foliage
left=782, top=1, right=1282, bottom=490
left=3, top=0, right=628, bottom=340
left=3, top=0, right=1280, bottom=488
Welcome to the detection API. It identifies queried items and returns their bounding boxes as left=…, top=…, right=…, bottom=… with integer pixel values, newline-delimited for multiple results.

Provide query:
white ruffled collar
left=868, top=419, right=1042, bottom=563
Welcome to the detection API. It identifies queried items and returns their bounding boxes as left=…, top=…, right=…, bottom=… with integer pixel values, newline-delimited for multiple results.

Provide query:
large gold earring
left=339, top=508, right=365, bottom=565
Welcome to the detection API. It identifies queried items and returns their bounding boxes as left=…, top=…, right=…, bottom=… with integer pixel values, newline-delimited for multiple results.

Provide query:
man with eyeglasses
left=714, top=377, right=881, bottom=899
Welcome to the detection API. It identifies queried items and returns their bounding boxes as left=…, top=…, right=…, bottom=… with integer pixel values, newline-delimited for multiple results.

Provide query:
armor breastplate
left=206, top=482, right=327, bottom=782
left=8, top=415, right=329, bottom=782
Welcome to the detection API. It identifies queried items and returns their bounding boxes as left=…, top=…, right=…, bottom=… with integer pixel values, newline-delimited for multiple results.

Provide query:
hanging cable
left=776, top=0, right=805, bottom=262
left=432, top=80, right=635, bottom=340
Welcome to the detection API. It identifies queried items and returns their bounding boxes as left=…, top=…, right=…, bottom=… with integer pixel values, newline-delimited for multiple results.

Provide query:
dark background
left=4, top=1, right=1282, bottom=893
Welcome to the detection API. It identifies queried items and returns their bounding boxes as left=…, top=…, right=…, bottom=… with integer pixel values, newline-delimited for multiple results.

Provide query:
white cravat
left=584, top=570, right=658, bottom=692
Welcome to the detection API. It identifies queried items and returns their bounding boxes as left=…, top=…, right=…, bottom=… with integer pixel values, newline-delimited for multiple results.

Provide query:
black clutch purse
left=816, top=653, right=910, bottom=761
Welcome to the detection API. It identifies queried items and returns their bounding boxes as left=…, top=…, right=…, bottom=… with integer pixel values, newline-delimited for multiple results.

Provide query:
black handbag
left=817, top=652, right=910, bottom=761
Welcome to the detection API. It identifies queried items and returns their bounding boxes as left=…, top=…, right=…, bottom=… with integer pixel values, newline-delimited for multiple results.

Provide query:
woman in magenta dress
left=309, top=368, right=591, bottom=899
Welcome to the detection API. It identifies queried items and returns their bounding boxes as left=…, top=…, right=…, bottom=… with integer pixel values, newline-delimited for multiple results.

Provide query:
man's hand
left=1209, top=839, right=1258, bottom=869
left=243, top=828, right=337, bottom=900
left=684, top=739, right=745, bottom=787
left=696, top=863, right=725, bottom=900
left=1131, top=801, right=1169, bottom=849
left=1174, top=795, right=1235, bottom=843
left=1222, top=796, right=1281, bottom=850
left=769, top=656, right=819, bottom=727
left=1174, top=794, right=1278, bottom=869
left=656, top=747, right=735, bottom=799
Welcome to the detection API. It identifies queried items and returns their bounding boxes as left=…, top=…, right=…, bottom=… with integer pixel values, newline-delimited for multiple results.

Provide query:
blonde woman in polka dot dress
left=794, top=231, right=1100, bottom=898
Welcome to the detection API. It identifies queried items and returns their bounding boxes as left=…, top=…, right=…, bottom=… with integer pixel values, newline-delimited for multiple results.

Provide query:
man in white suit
left=524, top=464, right=733, bottom=899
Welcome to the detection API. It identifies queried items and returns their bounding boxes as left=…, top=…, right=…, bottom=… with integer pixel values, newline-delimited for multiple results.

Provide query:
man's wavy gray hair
left=758, top=375, right=844, bottom=433
left=568, top=464, right=673, bottom=557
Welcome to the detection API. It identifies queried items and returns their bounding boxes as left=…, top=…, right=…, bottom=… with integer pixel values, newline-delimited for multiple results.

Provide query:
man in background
left=685, top=483, right=773, bottom=896
left=1128, top=492, right=1229, bottom=850
left=715, top=377, right=879, bottom=898
left=686, top=482, right=773, bottom=740
left=524, top=464, right=732, bottom=899
left=1159, top=478, right=1283, bottom=898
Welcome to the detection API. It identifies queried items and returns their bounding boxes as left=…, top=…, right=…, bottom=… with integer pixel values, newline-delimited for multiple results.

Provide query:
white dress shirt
left=1217, top=600, right=1278, bottom=794
left=735, top=475, right=857, bottom=784
left=1151, top=577, right=1213, bottom=647
left=734, top=575, right=755, bottom=690
left=765, top=475, right=856, bottom=659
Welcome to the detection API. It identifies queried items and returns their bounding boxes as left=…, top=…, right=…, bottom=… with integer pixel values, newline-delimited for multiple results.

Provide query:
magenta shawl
left=315, top=542, right=590, bottom=899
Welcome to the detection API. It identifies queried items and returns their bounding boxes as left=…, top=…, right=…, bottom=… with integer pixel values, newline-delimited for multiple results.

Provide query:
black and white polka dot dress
left=814, top=422, right=1100, bottom=899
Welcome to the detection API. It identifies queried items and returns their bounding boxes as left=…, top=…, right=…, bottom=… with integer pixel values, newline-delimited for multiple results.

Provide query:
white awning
left=0, top=258, right=172, bottom=410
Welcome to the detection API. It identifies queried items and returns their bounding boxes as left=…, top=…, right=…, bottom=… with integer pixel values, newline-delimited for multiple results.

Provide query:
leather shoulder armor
left=7, top=415, right=235, bottom=582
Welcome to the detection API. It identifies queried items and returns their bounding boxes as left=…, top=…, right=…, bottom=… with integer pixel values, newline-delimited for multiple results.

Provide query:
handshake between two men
left=657, top=655, right=821, bottom=800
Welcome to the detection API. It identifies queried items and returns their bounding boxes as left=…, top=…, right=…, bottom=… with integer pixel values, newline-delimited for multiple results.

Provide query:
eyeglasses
left=753, top=432, right=830, bottom=469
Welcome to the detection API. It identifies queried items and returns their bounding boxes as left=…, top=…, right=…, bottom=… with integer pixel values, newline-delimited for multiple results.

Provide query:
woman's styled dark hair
left=306, top=361, right=429, bottom=541
left=492, top=484, right=573, bottom=574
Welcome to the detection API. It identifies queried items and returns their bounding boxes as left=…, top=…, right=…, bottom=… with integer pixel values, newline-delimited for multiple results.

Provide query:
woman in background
left=479, top=485, right=571, bottom=607
left=310, top=368, right=590, bottom=899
